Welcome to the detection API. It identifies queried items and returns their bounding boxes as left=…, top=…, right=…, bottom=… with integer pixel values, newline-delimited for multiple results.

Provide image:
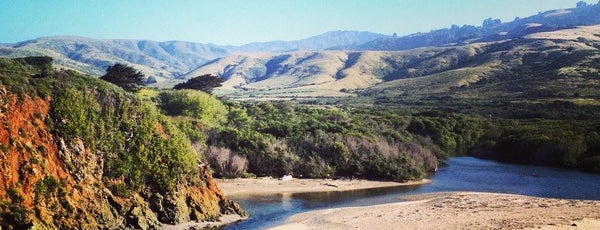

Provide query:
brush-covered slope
left=0, top=58, right=246, bottom=229
left=191, top=25, right=600, bottom=100
left=368, top=25, right=600, bottom=101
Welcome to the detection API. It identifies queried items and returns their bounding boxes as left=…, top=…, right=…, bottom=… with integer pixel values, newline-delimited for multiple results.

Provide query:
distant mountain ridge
left=231, top=31, right=386, bottom=53
left=1, top=1, right=599, bottom=89
left=354, top=1, right=600, bottom=50
left=0, top=31, right=385, bottom=82
left=0, top=36, right=227, bottom=81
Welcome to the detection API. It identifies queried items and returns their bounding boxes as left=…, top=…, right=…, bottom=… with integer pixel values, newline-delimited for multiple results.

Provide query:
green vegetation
left=1, top=58, right=253, bottom=228
left=146, top=89, right=440, bottom=181
left=2, top=53, right=599, bottom=207
left=474, top=119, right=600, bottom=171
left=0, top=187, right=31, bottom=229
left=50, top=78, right=197, bottom=193
left=174, top=74, right=224, bottom=93
left=205, top=102, right=445, bottom=181
left=0, top=58, right=198, bottom=196
left=157, top=89, right=227, bottom=127
left=100, top=63, right=146, bottom=92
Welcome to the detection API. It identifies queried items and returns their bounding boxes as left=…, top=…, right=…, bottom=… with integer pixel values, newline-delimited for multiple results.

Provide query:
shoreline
left=268, top=192, right=600, bottom=230
left=216, top=177, right=432, bottom=197
left=163, top=177, right=429, bottom=229
left=162, top=214, right=245, bottom=230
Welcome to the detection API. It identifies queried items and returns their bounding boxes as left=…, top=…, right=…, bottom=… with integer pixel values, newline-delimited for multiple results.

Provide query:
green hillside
left=367, top=34, right=600, bottom=101
left=0, top=57, right=246, bottom=229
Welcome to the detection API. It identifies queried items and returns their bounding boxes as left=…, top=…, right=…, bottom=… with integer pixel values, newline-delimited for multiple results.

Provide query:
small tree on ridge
left=173, top=74, right=224, bottom=93
left=100, top=63, right=146, bottom=92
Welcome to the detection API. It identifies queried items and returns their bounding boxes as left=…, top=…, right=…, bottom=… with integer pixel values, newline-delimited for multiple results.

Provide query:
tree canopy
left=173, top=74, right=224, bottom=93
left=100, top=63, right=146, bottom=92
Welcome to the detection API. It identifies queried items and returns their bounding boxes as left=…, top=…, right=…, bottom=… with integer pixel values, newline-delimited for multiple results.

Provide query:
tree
left=482, top=18, right=501, bottom=28
left=100, top=63, right=146, bottom=92
left=173, top=74, right=224, bottom=93
left=16, top=56, right=53, bottom=78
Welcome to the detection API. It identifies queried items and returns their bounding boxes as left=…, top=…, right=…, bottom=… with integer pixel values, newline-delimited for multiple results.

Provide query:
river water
left=224, top=157, right=600, bottom=229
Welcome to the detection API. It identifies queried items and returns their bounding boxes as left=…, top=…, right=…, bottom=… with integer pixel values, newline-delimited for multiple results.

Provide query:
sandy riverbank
left=216, top=177, right=431, bottom=197
left=163, top=177, right=428, bottom=229
left=268, top=192, right=600, bottom=230
left=162, top=214, right=244, bottom=230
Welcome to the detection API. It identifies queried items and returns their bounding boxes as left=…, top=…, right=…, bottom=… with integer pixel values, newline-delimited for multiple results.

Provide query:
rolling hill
left=367, top=25, right=600, bottom=101
left=0, top=36, right=228, bottom=82
left=1, top=1, right=599, bottom=100
left=177, top=51, right=386, bottom=91
left=179, top=25, right=600, bottom=101
left=231, top=30, right=385, bottom=53
left=0, top=31, right=384, bottom=82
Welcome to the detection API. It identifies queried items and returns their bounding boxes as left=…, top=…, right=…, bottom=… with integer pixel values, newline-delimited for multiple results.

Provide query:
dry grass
left=525, top=25, right=600, bottom=41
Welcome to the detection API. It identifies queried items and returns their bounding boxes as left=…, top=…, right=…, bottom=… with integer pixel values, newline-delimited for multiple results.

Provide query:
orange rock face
left=0, top=89, right=246, bottom=229
left=0, top=93, right=62, bottom=206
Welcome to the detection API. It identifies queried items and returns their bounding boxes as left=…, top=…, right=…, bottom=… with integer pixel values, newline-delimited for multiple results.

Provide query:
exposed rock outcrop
left=0, top=83, right=247, bottom=229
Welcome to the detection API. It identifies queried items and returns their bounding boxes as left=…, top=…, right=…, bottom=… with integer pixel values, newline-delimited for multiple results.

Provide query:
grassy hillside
left=367, top=30, right=600, bottom=101
left=180, top=26, right=600, bottom=101
left=0, top=31, right=384, bottom=85
left=0, top=37, right=226, bottom=82
left=178, top=51, right=388, bottom=92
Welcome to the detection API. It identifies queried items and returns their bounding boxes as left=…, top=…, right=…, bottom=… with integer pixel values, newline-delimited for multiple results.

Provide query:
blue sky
left=0, top=0, right=597, bottom=45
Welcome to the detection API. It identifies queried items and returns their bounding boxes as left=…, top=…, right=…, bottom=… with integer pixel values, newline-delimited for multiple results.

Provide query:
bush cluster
left=204, top=102, right=445, bottom=181
left=0, top=58, right=199, bottom=196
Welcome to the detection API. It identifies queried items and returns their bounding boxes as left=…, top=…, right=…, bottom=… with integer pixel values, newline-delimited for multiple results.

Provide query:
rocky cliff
left=0, top=57, right=247, bottom=229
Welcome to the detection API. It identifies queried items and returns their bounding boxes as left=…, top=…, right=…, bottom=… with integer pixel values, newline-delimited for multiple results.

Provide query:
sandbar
left=217, top=177, right=431, bottom=197
left=164, top=177, right=429, bottom=229
left=269, top=192, right=600, bottom=230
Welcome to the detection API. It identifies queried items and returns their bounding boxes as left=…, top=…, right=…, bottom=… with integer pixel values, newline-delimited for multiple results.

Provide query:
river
left=223, top=157, right=600, bottom=229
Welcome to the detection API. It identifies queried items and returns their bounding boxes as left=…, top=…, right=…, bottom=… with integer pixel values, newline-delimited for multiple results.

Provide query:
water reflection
left=290, top=184, right=425, bottom=208
left=415, top=157, right=600, bottom=200
left=280, top=193, right=293, bottom=210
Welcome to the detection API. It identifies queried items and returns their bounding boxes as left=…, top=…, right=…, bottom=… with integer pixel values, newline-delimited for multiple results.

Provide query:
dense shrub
left=475, top=120, right=600, bottom=171
left=0, top=58, right=200, bottom=195
left=204, top=101, right=442, bottom=181
left=158, top=90, right=227, bottom=127
left=50, top=77, right=198, bottom=193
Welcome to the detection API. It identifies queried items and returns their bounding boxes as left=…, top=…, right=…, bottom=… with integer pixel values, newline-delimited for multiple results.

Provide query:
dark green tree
left=16, top=56, right=53, bottom=78
left=100, top=63, right=145, bottom=92
left=173, top=74, right=224, bottom=93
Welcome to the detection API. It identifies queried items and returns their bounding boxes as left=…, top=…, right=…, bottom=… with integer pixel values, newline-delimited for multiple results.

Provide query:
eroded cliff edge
left=0, top=57, right=247, bottom=229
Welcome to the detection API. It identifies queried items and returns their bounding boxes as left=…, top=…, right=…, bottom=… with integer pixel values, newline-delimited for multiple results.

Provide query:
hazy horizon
left=0, top=0, right=597, bottom=46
